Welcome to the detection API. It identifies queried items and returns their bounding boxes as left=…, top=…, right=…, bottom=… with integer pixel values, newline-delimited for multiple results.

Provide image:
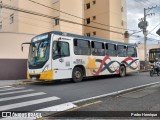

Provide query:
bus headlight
left=43, top=65, right=49, bottom=72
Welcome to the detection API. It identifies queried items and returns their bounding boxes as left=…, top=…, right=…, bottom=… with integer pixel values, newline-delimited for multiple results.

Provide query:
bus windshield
left=149, top=49, right=160, bottom=63
left=28, top=39, right=50, bottom=67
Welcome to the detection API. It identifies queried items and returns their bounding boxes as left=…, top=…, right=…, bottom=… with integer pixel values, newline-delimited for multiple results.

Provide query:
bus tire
left=72, top=67, right=83, bottom=83
left=119, top=65, right=126, bottom=77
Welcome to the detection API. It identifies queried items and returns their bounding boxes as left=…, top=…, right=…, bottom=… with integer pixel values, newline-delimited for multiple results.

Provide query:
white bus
left=22, top=31, right=140, bottom=83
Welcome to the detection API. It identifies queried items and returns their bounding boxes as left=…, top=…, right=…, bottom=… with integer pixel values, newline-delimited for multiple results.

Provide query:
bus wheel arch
left=72, top=65, right=86, bottom=83
left=119, top=64, right=126, bottom=77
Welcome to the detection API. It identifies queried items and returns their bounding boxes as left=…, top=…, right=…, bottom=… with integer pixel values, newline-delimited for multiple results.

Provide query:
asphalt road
left=0, top=72, right=160, bottom=119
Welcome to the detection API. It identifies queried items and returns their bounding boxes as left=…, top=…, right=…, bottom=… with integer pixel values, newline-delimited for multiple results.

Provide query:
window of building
left=92, top=0, right=96, bottom=5
left=74, top=39, right=91, bottom=55
left=86, top=33, right=90, bottom=37
left=54, top=18, right=59, bottom=25
left=127, top=46, right=137, bottom=57
left=0, top=21, right=2, bottom=30
left=91, top=41, right=105, bottom=56
left=86, top=3, right=90, bottom=9
left=121, top=7, right=123, bottom=12
left=52, top=0, right=59, bottom=4
left=93, top=16, right=96, bottom=20
left=117, top=45, right=127, bottom=57
left=10, top=14, right=14, bottom=24
left=0, top=1, right=2, bottom=14
left=93, top=31, right=96, bottom=36
left=121, top=20, right=124, bottom=26
left=106, top=43, right=117, bottom=56
left=86, top=18, right=90, bottom=24
left=0, top=1, right=2, bottom=7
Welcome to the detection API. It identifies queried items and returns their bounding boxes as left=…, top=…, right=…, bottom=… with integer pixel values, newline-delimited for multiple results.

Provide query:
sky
left=127, top=0, right=160, bottom=44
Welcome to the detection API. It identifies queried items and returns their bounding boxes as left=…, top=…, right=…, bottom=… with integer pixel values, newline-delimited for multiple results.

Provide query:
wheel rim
left=74, top=71, right=81, bottom=79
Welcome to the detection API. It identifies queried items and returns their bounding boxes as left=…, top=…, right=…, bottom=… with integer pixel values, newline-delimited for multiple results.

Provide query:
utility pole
left=144, top=8, right=147, bottom=70
left=138, top=6, right=157, bottom=70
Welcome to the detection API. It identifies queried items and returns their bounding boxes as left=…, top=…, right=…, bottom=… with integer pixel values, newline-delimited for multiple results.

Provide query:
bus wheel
left=119, top=65, right=126, bottom=77
left=72, top=67, right=83, bottom=83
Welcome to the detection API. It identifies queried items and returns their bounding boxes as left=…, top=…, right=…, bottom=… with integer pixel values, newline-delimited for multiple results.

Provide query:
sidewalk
left=0, top=79, right=27, bottom=87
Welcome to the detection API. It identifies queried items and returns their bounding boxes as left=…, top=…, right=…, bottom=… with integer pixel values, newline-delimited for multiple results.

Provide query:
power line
left=149, top=33, right=160, bottom=38
left=148, top=22, right=160, bottom=34
left=131, top=34, right=160, bottom=42
left=28, top=0, right=137, bottom=32
left=1, top=3, right=124, bottom=35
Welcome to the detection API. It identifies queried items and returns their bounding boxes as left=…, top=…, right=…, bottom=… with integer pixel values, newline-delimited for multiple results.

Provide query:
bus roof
left=37, top=31, right=137, bottom=47
left=149, top=48, right=160, bottom=52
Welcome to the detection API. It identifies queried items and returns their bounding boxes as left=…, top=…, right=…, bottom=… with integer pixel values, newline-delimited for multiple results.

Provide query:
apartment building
left=0, top=0, right=127, bottom=41
left=84, top=0, right=127, bottom=42
left=0, top=0, right=83, bottom=35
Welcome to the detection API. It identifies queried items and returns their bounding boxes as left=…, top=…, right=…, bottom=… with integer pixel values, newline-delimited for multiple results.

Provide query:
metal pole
left=144, top=8, right=147, bottom=70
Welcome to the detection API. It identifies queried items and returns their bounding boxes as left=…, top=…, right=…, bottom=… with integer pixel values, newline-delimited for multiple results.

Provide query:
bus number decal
left=74, top=59, right=85, bottom=65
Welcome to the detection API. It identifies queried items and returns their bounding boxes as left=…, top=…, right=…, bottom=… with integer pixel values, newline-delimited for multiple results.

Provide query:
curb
left=72, top=81, right=160, bottom=104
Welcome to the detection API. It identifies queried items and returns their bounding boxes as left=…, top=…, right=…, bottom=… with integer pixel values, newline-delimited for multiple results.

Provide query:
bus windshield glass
left=28, top=34, right=50, bottom=66
left=149, top=49, right=160, bottom=63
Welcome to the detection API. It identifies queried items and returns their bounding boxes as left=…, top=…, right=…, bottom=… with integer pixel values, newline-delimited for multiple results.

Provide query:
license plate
left=32, top=77, right=37, bottom=80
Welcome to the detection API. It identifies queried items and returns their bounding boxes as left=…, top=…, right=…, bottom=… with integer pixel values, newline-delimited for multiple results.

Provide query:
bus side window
left=61, top=42, right=70, bottom=57
left=106, top=43, right=117, bottom=57
left=118, top=45, right=127, bottom=57
left=127, top=46, right=137, bottom=57
left=92, top=41, right=105, bottom=56
left=74, top=39, right=91, bottom=55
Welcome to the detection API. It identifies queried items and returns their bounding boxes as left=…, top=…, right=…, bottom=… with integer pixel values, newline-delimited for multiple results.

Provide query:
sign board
left=156, top=28, right=160, bottom=36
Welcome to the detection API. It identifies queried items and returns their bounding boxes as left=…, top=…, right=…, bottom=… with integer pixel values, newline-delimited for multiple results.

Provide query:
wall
left=109, top=0, right=127, bottom=42
left=0, top=32, right=35, bottom=80
left=59, top=0, right=83, bottom=35
left=0, top=0, right=19, bottom=32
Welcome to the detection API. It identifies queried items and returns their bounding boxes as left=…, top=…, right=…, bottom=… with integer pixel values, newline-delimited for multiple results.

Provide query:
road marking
left=0, top=92, right=46, bottom=102
left=0, top=87, right=25, bottom=92
left=69, top=101, right=102, bottom=111
left=36, top=102, right=77, bottom=112
left=0, top=96, right=60, bottom=111
left=0, top=86, right=12, bottom=89
left=36, top=102, right=77, bottom=118
left=72, top=81, right=160, bottom=104
left=0, top=89, right=34, bottom=96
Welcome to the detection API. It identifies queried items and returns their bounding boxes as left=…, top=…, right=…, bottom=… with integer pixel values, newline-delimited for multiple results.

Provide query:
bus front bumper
left=27, top=70, right=54, bottom=81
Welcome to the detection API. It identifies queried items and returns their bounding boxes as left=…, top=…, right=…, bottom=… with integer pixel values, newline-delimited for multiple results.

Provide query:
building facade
left=0, top=0, right=83, bottom=35
left=0, top=0, right=127, bottom=41
left=0, top=32, right=35, bottom=80
left=0, top=0, right=127, bottom=79
left=83, top=0, right=127, bottom=42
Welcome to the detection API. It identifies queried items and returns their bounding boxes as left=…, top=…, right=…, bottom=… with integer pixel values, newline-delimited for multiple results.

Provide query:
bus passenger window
left=118, top=45, right=127, bottom=57
left=74, top=39, right=91, bottom=55
left=127, top=46, right=137, bottom=57
left=106, top=43, right=117, bottom=57
left=91, top=41, right=105, bottom=56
